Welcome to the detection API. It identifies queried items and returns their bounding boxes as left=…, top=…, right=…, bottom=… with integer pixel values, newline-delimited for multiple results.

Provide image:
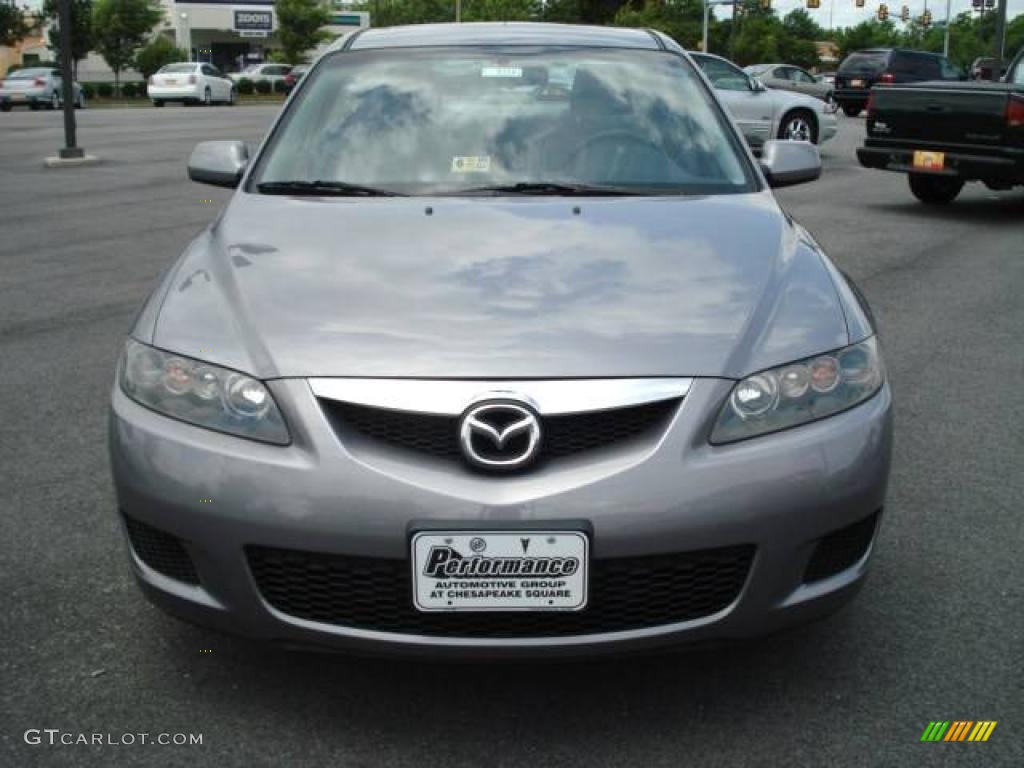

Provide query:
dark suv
left=834, top=48, right=963, bottom=116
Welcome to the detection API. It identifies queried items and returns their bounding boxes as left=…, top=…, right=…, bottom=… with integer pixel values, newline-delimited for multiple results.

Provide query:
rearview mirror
left=759, top=140, right=821, bottom=188
left=188, top=141, right=249, bottom=188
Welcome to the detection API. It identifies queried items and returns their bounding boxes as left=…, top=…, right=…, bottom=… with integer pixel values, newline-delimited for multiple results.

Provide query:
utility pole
left=456, top=0, right=461, bottom=22
left=993, top=0, right=1008, bottom=61
left=943, top=0, right=952, bottom=57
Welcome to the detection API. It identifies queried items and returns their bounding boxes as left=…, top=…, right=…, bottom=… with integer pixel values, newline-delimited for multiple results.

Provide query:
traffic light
left=761, top=0, right=772, bottom=9
left=807, top=0, right=820, bottom=7
left=877, top=3, right=888, bottom=21
left=971, top=0, right=982, bottom=7
left=921, top=9, right=932, bottom=25
left=900, top=4, right=909, bottom=20
left=856, top=0, right=865, bottom=7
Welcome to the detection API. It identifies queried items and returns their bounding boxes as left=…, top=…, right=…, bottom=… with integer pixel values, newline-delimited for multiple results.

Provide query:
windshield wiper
left=256, top=180, right=405, bottom=197
left=457, top=182, right=645, bottom=197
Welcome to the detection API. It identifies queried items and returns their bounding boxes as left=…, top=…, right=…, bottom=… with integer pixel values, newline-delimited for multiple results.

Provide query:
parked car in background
left=0, top=68, right=84, bottom=111
left=693, top=53, right=837, bottom=147
left=282, top=64, right=310, bottom=93
left=744, top=63, right=834, bottom=104
left=834, top=48, right=963, bottom=116
left=969, top=57, right=1006, bottom=81
left=229, top=63, right=292, bottom=87
left=819, top=71, right=836, bottom=87
left=148, top=63, right=235, bottom=107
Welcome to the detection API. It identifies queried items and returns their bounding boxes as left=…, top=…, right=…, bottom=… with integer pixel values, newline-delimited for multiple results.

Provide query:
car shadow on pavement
left=861, top=190, right=1024, bottom=224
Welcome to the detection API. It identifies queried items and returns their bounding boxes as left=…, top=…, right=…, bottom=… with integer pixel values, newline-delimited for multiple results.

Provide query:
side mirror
left=188, top=141, right=249, bottom=188
left=759, top=140, right=821, bottom=188
left=750, top=76, right=767, bottom=92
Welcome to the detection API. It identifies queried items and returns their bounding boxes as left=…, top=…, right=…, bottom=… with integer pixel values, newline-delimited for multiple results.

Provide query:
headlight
left=711, top=337, right=884, bottom=444
left=120, top=339, right=290, bottom=445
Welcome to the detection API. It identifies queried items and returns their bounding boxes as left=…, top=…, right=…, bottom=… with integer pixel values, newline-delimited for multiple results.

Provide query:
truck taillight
left=866, top=90, right=876, bottom=117
left=1008, top=98, right=1024, bottom=128
left=879, top=72, right=895, bottom=84
left=188, top=75, right=197, bottom=84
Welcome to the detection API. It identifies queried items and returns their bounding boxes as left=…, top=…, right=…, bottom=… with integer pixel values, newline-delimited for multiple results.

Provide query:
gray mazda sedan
left=110, top=23, right=892, bottom=657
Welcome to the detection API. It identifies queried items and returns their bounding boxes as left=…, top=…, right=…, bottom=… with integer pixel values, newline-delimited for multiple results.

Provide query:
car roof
left=331, top=22, right=661, bottom=53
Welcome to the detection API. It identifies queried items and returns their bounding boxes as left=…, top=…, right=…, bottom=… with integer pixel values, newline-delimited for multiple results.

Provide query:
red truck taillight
left=865, top=90, right=876, bottom=117
left=1007, top=98, right=1024, bottom=128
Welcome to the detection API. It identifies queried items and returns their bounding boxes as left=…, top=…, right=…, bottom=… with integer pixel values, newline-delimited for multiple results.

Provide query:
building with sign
left=68, top=0, right=369, bottom=82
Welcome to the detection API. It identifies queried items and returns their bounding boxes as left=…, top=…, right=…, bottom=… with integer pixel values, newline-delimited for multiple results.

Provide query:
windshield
left=839, top=52, right=888, bottom=74
left=158, top=64, right=197, bottom=74
left=8, top=69, right=51, bottom=80
left=251, top=47, right=755, bottom=196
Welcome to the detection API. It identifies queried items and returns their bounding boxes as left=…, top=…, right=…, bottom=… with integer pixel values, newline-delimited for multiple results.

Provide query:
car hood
left=143, top=191, right=850, bottom=380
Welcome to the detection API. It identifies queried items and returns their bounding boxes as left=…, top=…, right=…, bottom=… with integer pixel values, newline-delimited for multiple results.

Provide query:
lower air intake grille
left=124, top=515, right=200, bottom=585
left=804, top=511, right=880, bottom=583
left=246, top=544, right=754, bottom=638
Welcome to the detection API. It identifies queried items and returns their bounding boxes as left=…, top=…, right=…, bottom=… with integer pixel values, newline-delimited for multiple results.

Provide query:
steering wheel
left=562, top=130, right=668, bottom=179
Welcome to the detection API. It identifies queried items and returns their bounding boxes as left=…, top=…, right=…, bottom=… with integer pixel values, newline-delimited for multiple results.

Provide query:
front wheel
left=227, top=87, right=236, bottom=106
left=203, top=88, right=211, bottom=106
left=908, top=173, right=964, bottom=205
left=75, top=92, right=85, bottom=109
left=778, top=110, right=818, bottom=143
left=842, top=104, right=861, bottom=117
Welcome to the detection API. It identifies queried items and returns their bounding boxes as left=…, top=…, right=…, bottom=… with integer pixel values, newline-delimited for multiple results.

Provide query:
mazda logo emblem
left=459, top=400, right=542, bottom=471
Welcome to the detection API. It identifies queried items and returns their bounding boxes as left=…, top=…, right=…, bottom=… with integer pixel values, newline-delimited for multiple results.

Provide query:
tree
left=42, top=0, right=94, bottom=79
left=612, top=0, right=706, bottom=51
left=0, top=3, right=30, bottom=47
left=135, top=35, right=187, bottom=79
left=275, top=0, right=330, bottom=64
left=91, top=0, right=163, bottom=95
left=461, top=0, right=541, bottom=22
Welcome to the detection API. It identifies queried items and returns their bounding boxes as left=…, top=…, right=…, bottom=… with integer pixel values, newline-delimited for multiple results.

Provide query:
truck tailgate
left=868, top=82, right=1011, bottom=147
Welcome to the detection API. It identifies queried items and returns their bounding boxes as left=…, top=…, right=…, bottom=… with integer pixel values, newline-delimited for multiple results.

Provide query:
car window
left=839, top=51, right=888, bottom=74
left=270, top=66, right=290, bottom=76
left=892, top=52, right=939, bottom=78
left=8, top=69, right=50, bottom=79
left=793, top=70, right=816, bottom=84
left=159, top=64, right=198, bottom=74
left=696, top=57, right=751, bottom=92
left=939, top=59, right=961, bottom=80
left=775, top=67, right=795, bottom=81
left=254, top=47, right=756, bottom=196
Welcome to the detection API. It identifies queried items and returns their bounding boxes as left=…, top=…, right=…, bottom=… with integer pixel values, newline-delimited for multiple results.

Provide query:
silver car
left=744, top=63, right=834, bottom=103
left=0, top=67, right=84, bottom=111
left=693, top=53, right=837, bottom=146
left=110, top=23, right=892, bottom=658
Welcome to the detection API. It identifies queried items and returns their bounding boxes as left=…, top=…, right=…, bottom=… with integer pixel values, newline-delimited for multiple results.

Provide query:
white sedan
left=147, top=62, right=236, bottom=107
left=228, top=63, right=293, bottom=86
left=692, top=53, right=838, bottom=148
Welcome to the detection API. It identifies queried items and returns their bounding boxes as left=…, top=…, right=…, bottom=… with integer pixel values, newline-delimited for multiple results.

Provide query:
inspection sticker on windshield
left=451, top=155, right=491, bottom=173
left=481, top=66, right=522, bottom=78
left=412, top=531, right=588, bottom=612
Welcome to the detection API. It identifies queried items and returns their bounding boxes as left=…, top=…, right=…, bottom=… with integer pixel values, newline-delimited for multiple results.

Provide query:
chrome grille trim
left=308, top=378, right=692, bottom=416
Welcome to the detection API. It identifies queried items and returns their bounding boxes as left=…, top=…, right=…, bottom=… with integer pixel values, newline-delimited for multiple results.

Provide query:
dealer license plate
left=913, top=150, right=945, bottom=171
left=412, top=531, right=588, bottom=612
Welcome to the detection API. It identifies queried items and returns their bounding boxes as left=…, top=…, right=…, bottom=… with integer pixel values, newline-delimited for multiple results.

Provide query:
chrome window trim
left=308, top=378, right=692, bottom=416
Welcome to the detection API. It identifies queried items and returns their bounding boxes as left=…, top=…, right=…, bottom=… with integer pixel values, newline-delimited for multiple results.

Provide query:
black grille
left=124, top=516, right=200, bottom=585
left=323, top=398, right=681, bottom=464
left=804, top=511, right=880, bottom=583
left=246, top=544, right=754, bottom=637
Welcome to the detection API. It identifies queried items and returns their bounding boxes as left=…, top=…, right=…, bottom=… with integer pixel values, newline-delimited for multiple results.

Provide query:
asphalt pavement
left=1, top=105, right=1021, bottom=768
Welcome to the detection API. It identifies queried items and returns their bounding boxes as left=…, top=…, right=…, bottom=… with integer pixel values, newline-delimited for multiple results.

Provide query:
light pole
left=943, top=0, right=952, bottom=56
left=179, top=12, right=191, bottom=61
left=455, top=0, right=461, bottom=22
left=57, top=0, right=81, bottom=159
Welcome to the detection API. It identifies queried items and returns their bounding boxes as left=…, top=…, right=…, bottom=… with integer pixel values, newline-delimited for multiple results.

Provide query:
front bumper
left=110, top=377, right=893, bottom=657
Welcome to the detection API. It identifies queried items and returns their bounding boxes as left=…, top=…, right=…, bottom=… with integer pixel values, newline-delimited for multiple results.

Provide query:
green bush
left=255, top=79, right=272, bottom=95
left=96, top=82, right=113, bottom=98
left=80, top=83, right=95, bottom=98
left=273, top=78, right=287, bottom=94
left=136, top=36, right=189, bottom=80
left=121, top=82, right=137, bottom=97
left=236, top=77, right=254, bottom=95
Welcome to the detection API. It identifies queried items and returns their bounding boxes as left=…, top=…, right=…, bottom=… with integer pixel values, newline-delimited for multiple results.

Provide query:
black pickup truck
left=857, top=48, right=1024, bottom=204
